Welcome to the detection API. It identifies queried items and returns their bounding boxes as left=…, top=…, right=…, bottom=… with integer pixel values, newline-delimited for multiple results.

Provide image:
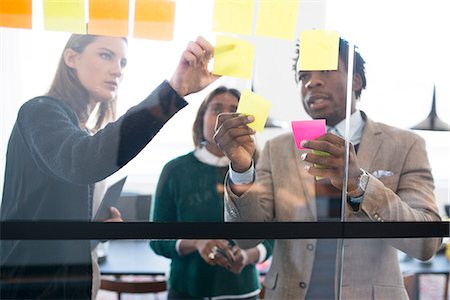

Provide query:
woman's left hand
left=227, top=246, right=249, bottom=274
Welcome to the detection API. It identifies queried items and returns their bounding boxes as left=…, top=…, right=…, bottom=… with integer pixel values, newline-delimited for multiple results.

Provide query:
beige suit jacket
left=224, top=115, right=442, bottom=300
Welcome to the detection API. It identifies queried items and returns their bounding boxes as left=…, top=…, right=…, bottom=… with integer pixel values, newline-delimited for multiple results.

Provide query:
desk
left=99, top=240, right=170, bottom=276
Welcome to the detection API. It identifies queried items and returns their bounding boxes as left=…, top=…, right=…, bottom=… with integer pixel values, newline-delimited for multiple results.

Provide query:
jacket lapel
left=357, top=112, right=383, bottom=171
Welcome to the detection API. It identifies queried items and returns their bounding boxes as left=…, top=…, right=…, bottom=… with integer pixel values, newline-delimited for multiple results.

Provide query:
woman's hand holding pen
left=227, top=246, right=249, bottom=274
left=196, top=240, right=235, bottom=268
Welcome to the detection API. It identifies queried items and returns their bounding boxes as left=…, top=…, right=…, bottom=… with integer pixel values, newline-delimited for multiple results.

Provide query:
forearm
left=177, top=239, right=198, bottom=256
left=116, top=80, right=188, bottom=166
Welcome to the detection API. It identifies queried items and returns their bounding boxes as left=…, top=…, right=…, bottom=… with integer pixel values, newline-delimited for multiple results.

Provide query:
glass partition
left=1, top=1, right=449, bottom=300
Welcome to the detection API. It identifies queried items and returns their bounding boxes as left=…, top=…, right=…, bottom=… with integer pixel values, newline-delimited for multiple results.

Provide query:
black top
left=1, top=81, right=187, bottom=299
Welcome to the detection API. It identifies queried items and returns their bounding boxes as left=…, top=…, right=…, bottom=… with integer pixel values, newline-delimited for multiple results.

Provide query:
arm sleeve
left=348, top=136, right=442, bottom=260
left=149, top=161, right=181, bottom=259
left=255, top=239, right=275, bottom=263
left=260, top=239, right=274, bottom=261
left=17, top=81, right=187, bottom=184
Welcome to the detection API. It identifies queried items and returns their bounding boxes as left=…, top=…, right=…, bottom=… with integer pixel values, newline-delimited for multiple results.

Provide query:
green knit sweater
left=150, top=152, right=273, bottom=298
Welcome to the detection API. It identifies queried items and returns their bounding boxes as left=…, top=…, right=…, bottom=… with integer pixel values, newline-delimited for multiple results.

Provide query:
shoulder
left=366, top=117, right=423, bottom=144
left=18, top=96, right=77, bottom=123
left=161, top=152, right=197, bottom=173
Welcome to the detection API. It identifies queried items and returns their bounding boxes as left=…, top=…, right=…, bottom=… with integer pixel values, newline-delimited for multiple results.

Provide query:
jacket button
left=307, top=243, right=314, bottom=251
left=299, top=282, right=307, bottom=289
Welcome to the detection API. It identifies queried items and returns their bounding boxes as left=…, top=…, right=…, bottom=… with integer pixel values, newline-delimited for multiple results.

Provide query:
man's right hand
left=214, top=113, right=256, bottom=173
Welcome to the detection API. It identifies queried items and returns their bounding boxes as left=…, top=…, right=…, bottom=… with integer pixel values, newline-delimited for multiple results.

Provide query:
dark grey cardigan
left=1, top=81, right=187, bottom=299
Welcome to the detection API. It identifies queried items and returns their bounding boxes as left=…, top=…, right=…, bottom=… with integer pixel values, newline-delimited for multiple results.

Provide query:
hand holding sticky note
left=291, top=119, right=328, bottom=180
left=237, top=90, right=272, bottom=132
left=291, top=120, right=326, bottom=149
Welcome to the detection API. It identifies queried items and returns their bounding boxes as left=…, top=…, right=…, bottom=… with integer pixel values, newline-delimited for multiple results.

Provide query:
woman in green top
left=150, top=86, right=273, bottom=299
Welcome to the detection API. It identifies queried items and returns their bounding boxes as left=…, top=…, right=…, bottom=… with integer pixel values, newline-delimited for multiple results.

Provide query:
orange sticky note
left=134, top=0, right=175, bottom=40
left=298, top=30, right=339, bottom=71
left=213, top=0, right=254, bottom=35
left=213, top=35, right=255, bottom=79
left=0, top=0, right=32, bottom=29
left=255, top=0, right=299, bottom=40
left=237, top=90, right=272, bottom=132
left=43, top=0, right=86, bottom=33
left=88, top=0, right=129, bottom=37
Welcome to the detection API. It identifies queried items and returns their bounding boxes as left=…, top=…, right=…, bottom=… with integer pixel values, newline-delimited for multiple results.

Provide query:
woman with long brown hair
left=1, top=34, right=218, bottom=299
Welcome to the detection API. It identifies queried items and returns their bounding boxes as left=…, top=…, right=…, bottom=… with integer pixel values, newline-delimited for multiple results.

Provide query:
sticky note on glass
left=237, top=90, right=272, bottom=132
left=134, top=0, right=175, bottom=40
left=88, top=0, right=129, bottom=37
left=0, top=0, right=32, bottom=29
left=255, top=0, right=299, bottom=40
left=213, top=0, right=254, bottom=35
left=43, top=0, right=86, bottom=33
left=213, top=35, right=255, bottom=79
left=291, top=119, right=326, bottom=150
left=298, top=30, right=339, bottom=71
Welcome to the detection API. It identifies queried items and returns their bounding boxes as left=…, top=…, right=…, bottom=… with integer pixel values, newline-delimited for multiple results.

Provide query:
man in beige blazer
left=213, top=38, right=442, bottom=299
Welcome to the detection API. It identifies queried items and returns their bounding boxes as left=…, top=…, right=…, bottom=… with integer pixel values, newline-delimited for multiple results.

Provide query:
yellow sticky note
left=0, top=0, right=32, bottom=29
left=213, top=0, right=254, bottom=35
left=213, top=35, right=255, bottom=79
left=255, top=0, right=299, bottom=40
left=237, top=90, right=272, bottom=132
left=43, top=0, right=86, bottom=34
left=298, top=30, right=339, bottom=71
left=88, top=0, right=129, bottom=37
left=134, top=0, right=175, bottom=41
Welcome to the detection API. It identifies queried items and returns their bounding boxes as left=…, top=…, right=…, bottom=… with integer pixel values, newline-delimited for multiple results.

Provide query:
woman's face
left=65, top=36, right=128, bottom=105
left=202, top=92, right=239, bottom=157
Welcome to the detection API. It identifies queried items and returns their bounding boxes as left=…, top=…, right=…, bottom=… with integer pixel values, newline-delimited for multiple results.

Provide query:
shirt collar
left=327, top=110, right=365, bottom=145
left=194, top=146, right=230, bottom=167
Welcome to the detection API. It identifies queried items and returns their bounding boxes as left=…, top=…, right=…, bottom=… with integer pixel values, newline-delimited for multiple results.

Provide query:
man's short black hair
left=293, top=37, right=367, bottom=99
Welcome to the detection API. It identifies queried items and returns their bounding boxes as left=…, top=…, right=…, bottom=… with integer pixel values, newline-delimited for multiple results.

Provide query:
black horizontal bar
left=1, top=221, right=448, bottom=240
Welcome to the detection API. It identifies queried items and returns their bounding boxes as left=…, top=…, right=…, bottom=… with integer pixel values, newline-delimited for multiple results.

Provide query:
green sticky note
left=236, top=90, right=272, bottom=132
left=312, top=149, right=330, bottom=180
left=298, top=30, right=339, bottom=71
left=213, top=35, right=255, bottom=79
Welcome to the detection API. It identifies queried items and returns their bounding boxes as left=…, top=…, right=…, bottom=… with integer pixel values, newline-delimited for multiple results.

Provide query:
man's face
left=297, top=58, right=357, bottom=127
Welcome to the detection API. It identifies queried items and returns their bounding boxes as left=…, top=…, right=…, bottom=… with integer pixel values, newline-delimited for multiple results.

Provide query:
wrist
left=229, top=161, right=255, bottom=185
left=231, top=160, right=252, bottom=173
left=347, top=168, right=369, bottom=198
left=241, top=249, right=249, bottom=265
left=168, top=79, right=187, bottom=97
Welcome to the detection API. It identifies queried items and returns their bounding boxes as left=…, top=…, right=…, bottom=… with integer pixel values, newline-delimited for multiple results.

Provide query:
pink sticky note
left=291, top=119, right=326, bottom=150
